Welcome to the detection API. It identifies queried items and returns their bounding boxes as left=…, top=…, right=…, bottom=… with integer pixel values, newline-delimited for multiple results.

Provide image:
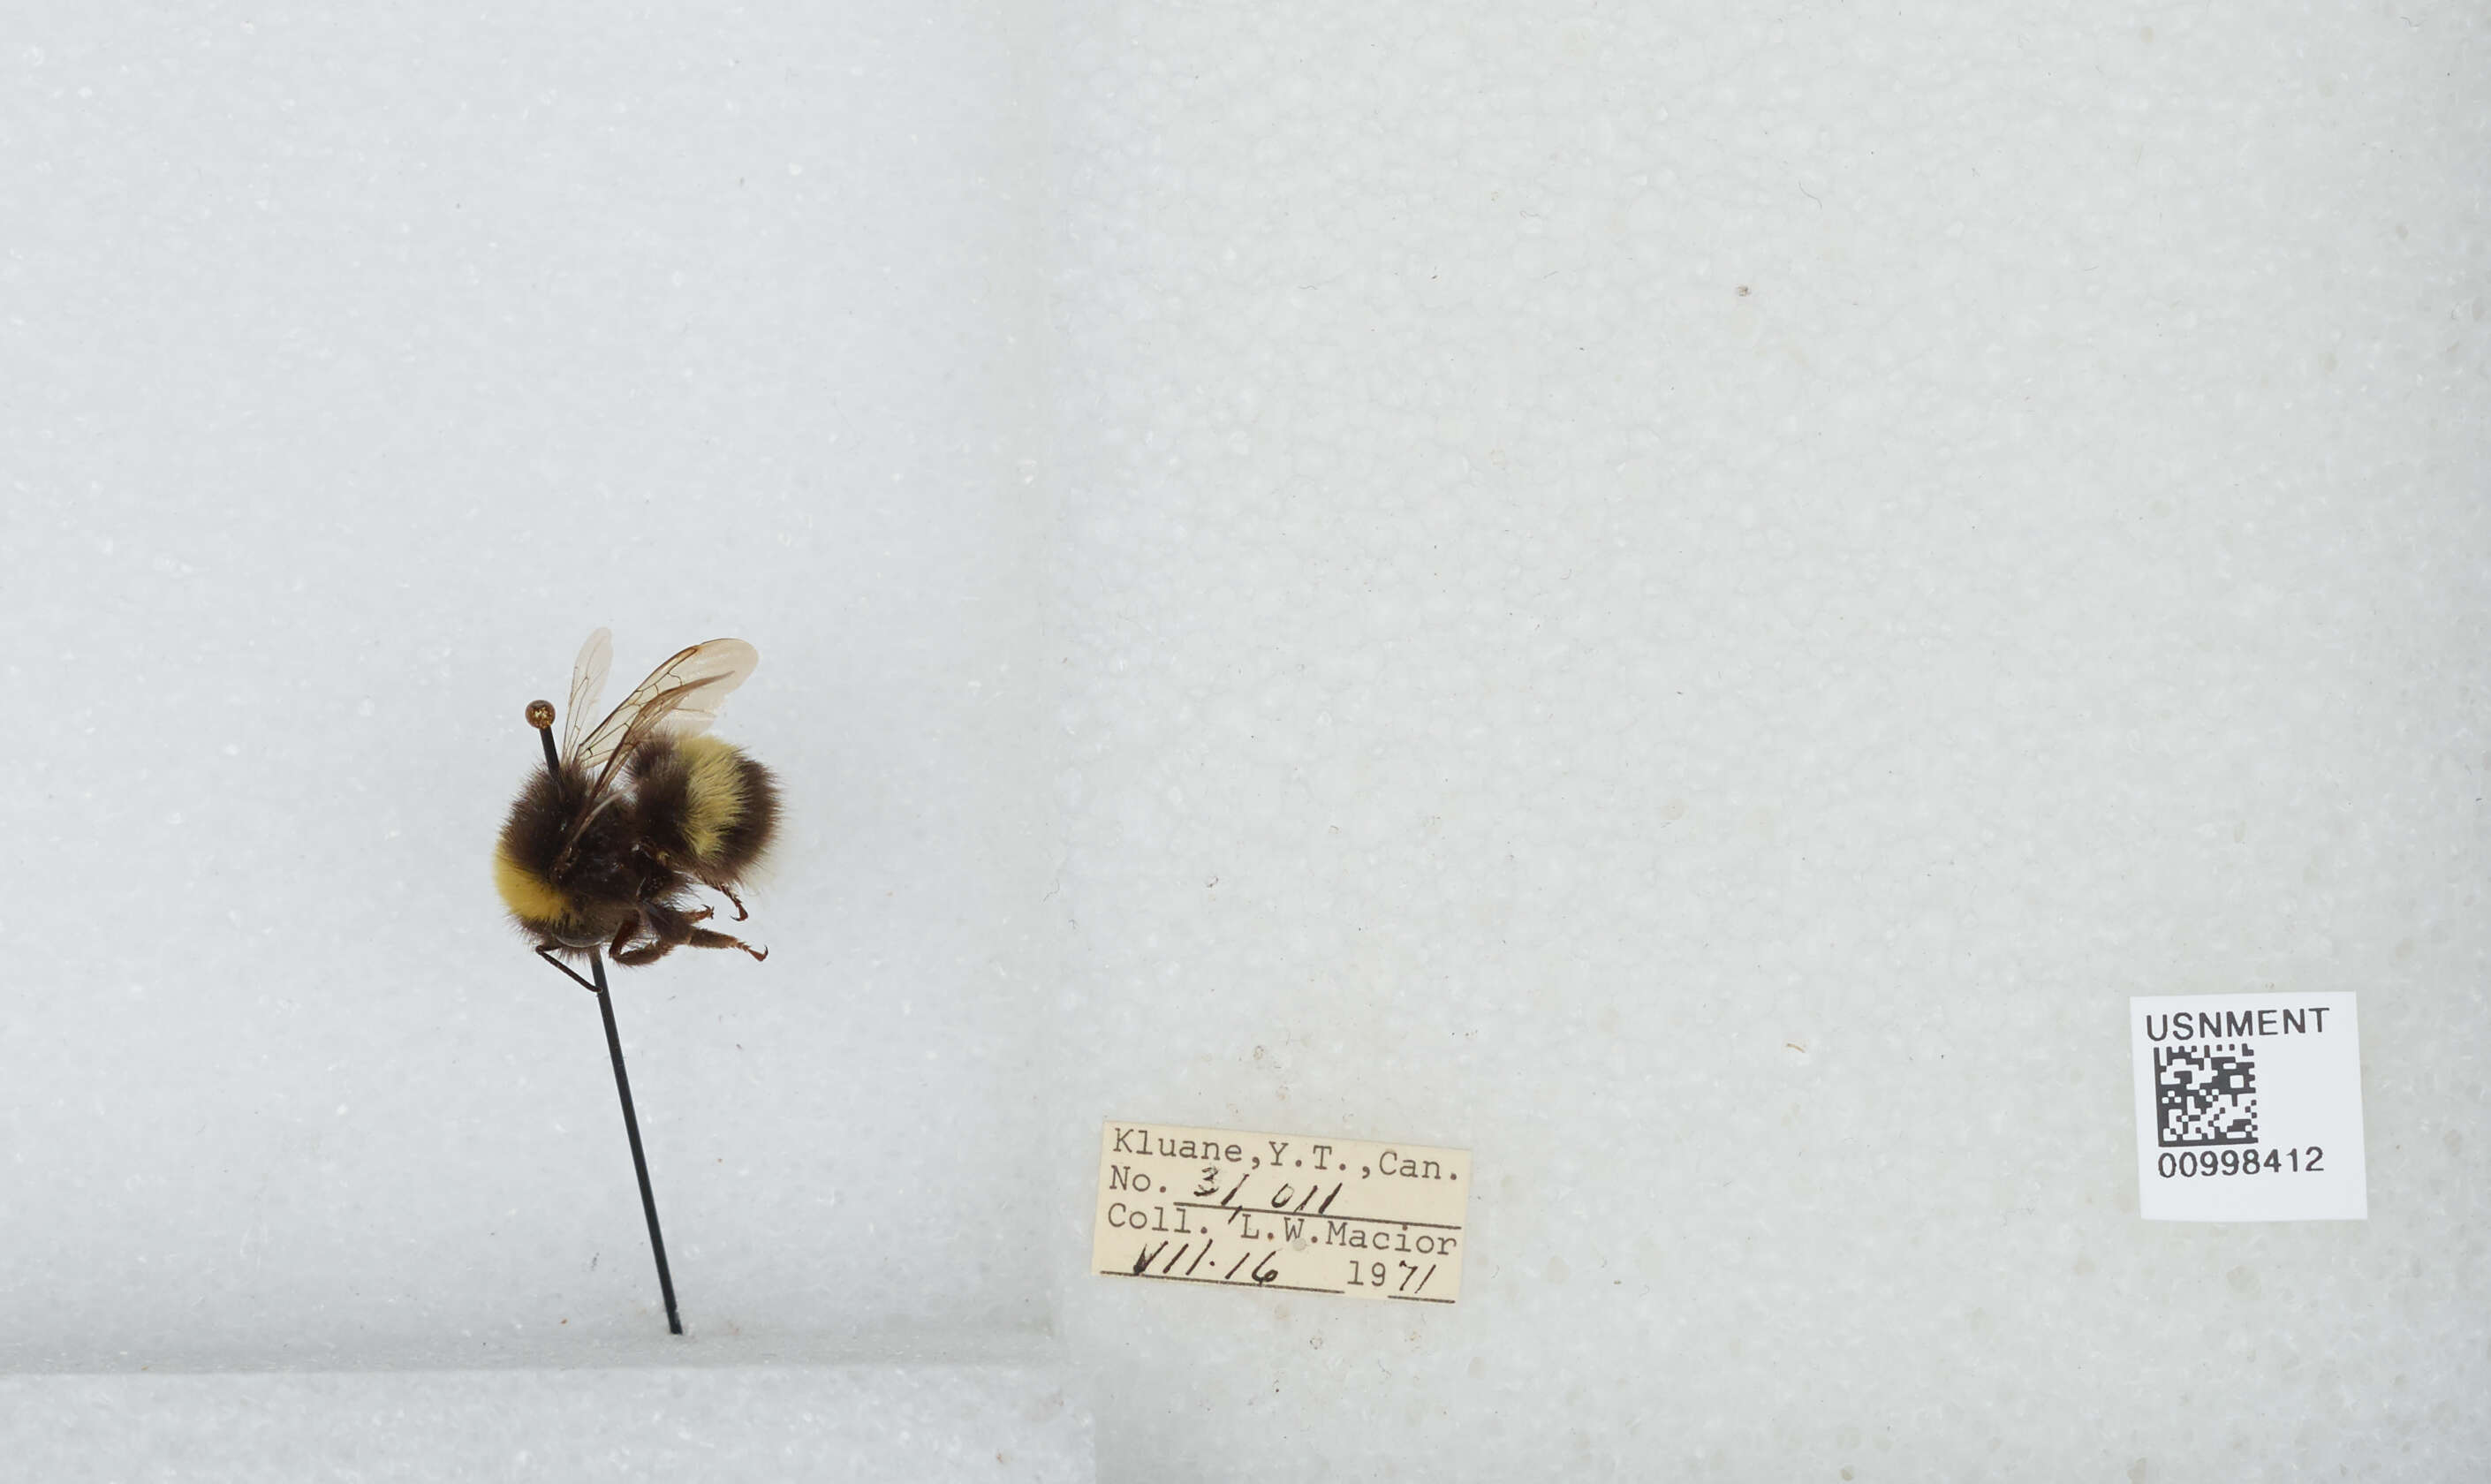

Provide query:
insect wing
left=569, top=637, right=761, bottom=809
left=632, top=637, right=757, bottom=744
left=560, top=627, right=614, bottom=763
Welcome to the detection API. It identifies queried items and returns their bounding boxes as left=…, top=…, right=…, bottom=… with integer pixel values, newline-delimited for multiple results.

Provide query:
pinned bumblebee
left=491, top=628, right=781, bottom=1337
left=495, top=629, right=781, bottom=975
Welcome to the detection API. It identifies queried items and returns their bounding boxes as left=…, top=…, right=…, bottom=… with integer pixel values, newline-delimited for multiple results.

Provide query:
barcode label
left=2129, top=994, right=2366, bottom=1222
left=2154, top=1043, right=2258, bottom=1147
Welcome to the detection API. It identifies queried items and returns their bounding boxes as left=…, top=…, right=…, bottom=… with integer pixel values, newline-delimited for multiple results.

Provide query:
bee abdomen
left=640, top=734, right=779, bottom=880
left=708, top=746, right=780, bottom=878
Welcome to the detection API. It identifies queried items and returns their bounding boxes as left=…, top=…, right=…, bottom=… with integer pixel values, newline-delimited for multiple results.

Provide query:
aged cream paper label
left=1093, top=1121, right=1469, bottom=1304
left=2130, top=993, right=2367, bottom=1222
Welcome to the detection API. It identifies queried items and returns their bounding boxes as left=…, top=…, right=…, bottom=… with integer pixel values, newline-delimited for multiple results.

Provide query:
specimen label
left=2129, top=993, right=2366, bottom=1222
left=1093, top=1121, right=1470, bottom=1304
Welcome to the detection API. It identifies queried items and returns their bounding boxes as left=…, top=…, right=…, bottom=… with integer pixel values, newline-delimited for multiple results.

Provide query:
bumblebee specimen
left=493, top=629, right=781, bottom=969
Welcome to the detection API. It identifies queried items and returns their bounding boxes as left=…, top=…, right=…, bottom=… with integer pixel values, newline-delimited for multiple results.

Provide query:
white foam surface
left=3, top=1364, right=1090, bottom=1482
left=2, top=0, right=1054, bottom=1374
left=6, top=0, right=2487, bottom=1479
left=1044, top=2, right=2489, bottom=1479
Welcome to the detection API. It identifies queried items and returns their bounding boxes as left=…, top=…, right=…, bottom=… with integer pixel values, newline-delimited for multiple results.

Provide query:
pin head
left=525, top=699, right=556, bottom=730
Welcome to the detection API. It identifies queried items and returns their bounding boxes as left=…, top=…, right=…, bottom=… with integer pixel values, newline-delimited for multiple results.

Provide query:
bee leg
left=685, top=927, right=768, bottom=963
left=611, top=935, right=683, bottom=967
left=534, top=945, right=602, bottom=994
left=716, top=883, right=749, bottom=922
left=612, top=901, right=697, bottom=966
left=606, top=911, right=644, bottom=962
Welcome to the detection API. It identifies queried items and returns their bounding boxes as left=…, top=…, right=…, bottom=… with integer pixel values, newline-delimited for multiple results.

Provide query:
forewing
left=560, top=627, right=613, bottom=762
left=551, top=639, right=760, bottom=855
left=571, top=637, right=760, bottom=790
